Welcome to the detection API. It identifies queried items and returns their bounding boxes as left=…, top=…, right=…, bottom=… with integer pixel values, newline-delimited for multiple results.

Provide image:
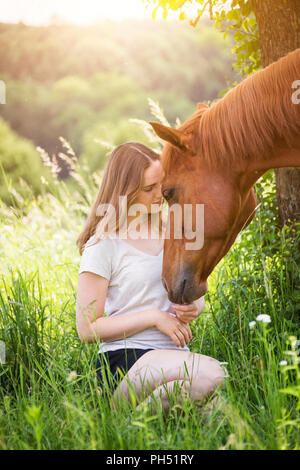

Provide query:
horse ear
left=149, top=121, right=193, bottom=153
left=197, top=102, right=208, bottom=110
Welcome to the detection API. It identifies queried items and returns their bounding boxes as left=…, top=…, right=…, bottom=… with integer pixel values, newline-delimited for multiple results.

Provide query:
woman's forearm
left=78, top=309, right=159, bottom=343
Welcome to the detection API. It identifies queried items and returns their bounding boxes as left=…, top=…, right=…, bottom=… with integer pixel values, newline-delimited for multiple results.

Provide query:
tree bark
left=253, top=0, right=300, bottom=228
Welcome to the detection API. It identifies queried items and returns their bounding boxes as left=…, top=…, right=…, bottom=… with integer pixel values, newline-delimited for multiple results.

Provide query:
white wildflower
left=66, top=371, right=77, bottom=382
left=249, top=321, right=256, bottom=328
left=289, top=336, right=300, bottom=351
left=256, top=314, right=271, bottom=323
left=279, top=360, right=287, bottom=366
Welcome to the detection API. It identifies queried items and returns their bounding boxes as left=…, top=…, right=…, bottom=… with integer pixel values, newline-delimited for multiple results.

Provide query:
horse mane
left=161, top=48, right=300, bottom=172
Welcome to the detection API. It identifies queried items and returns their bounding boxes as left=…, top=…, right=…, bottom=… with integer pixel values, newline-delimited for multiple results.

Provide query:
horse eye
left=162, top=188, right=175, bottom=201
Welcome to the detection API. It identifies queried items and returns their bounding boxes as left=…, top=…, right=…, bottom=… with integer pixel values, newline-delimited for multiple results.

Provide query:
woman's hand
left=154, top=310, right=192, bottom=348
left=171, top=296, right=206, bottom=324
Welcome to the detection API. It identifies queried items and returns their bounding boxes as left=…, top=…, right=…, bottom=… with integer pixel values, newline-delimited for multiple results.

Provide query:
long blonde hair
left=76, top=142, right=166, bottom=255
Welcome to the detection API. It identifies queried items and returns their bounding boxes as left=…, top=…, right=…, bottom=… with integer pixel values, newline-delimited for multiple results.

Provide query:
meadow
left=0, top=106, right=299, bottom=450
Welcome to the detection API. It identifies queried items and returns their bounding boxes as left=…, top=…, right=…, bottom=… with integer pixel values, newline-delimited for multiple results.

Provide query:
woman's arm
left=76, top=271, right=159, bottom=343
left=76, top=271, right=192, bottom=347
left=81, top=310, right=159, bottom=344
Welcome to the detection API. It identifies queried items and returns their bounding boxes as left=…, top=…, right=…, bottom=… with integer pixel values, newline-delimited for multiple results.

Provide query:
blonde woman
left=76, top=142, right=225, bottom=414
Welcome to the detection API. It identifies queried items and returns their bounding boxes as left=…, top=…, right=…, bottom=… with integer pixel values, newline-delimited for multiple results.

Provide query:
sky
left=0, top=0, right=189, bottom=25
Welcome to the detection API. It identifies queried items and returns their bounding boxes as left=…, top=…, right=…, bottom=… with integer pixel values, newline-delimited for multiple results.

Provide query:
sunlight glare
left=0, top=0, right=179, bottom=26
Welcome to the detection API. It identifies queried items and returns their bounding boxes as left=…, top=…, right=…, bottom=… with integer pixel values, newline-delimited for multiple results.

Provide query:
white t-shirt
left=78, top=233, right=190, bottom=354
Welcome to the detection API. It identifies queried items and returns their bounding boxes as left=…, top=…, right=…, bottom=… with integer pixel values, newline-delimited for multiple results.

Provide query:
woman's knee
left=191, top=356, right=225, bottom=397
left=204, top=357, right=225, bottom=389
left=210, top=359, right=225, bottom=385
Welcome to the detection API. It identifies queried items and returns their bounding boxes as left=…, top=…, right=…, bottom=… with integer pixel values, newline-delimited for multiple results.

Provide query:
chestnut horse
left=149, top=48, right=300, bottom=305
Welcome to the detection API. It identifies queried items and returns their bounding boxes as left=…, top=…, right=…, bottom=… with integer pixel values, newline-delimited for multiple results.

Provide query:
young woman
left=76, top=142, right=225, bottom=414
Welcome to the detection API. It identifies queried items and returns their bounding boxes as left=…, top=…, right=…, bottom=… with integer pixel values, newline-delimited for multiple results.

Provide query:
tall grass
left=0, top=112, right=299, bottom=450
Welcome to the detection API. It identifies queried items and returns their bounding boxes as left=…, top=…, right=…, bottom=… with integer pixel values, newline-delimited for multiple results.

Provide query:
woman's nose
left=155, top=186, right=162, bottom=198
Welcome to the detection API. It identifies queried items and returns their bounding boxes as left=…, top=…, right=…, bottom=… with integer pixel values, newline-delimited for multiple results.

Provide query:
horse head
left=150, top=50, right=300, bottom=304
left=150, top=103, right=258, bottom=304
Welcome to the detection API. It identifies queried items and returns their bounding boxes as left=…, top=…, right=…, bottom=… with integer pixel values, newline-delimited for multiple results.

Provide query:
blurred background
left=0, top=0, right=240, bottom=205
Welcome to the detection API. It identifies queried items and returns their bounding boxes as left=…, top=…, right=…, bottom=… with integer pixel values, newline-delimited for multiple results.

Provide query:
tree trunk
left=253, top=0, right=300, bottom=229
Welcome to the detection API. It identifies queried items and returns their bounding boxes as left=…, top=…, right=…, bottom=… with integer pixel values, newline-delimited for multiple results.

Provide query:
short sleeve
left=78, top=235, right=112, bottom=281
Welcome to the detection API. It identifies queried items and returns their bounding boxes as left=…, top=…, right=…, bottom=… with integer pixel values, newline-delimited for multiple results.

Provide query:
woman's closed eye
left=143, top=182, right=162, bottom=193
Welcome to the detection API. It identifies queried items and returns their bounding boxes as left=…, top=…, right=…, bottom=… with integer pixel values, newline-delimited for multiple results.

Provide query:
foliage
left=0, top=5, right=298, bottom=449
left=0, top=102, right=299, bottom=449
left=0, top=117, right=53, bottom=206
left=79, top=118, right=155, bottom=176
left=0, top=19, right=240, bottom=180
left=0, top=19, right=239, bottom=94
left=144, top=0, right=261, bottom=76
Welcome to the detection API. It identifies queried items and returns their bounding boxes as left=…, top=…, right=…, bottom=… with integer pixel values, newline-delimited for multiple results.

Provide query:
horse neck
left=200, top=49, right=300, bottom=190
left=248, top=135, right=300, bottom=169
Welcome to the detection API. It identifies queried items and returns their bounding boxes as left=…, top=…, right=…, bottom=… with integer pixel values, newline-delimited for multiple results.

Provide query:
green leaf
left=152, top=6, right=159, bottom=21
left=248, top=18, right=257, bottom=28
left=280, top=387, right=300, bottom=399
left=226, top=10, right=240, bottom=22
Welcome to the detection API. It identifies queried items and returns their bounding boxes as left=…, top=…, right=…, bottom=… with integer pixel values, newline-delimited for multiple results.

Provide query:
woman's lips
left=153, top=198, right=162, bottom=204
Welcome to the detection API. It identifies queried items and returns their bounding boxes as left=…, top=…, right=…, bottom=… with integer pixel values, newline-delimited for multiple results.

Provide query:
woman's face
left=133, top=160, right=165, bottom=213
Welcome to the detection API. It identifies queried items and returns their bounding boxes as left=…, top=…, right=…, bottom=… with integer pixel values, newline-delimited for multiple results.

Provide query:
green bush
left=0, top=117, right=52, bottom=206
